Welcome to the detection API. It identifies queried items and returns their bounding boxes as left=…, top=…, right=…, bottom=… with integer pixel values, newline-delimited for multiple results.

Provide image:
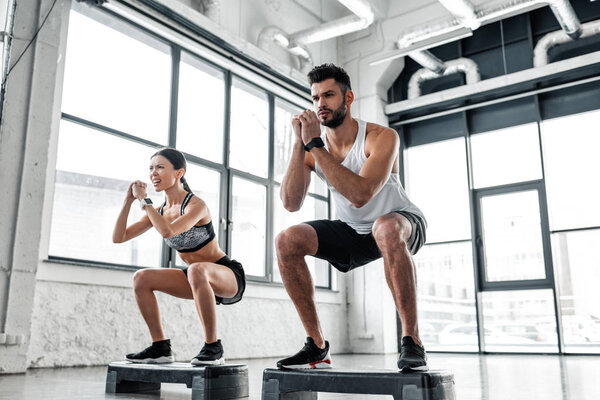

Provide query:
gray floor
left=0, top=352, right=599, bottom=400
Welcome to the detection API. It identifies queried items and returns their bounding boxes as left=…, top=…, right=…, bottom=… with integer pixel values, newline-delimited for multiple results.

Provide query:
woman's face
left=149, top=155, right=182, bottom=192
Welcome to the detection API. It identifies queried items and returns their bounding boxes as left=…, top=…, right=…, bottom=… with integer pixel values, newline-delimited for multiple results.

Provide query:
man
left=275, top=63, right=428, bottom=372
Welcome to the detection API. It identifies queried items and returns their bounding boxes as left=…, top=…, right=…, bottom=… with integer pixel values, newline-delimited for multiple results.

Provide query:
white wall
left=27, top=265, right=348, bottom=367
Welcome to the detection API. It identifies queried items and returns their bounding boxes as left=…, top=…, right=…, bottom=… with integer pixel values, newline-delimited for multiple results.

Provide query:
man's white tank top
left=314, top=119, right=426, bottom=235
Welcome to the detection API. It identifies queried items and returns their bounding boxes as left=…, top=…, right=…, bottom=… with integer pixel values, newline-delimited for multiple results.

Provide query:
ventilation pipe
left=258, top=0, right=374, bottom=71
left=437, top=0, right=481, bottom=30
left=289, top=0, right=374, bottom=45
left=257, top=26, right=313, bottom=73
left=407, top=57, right=480, bottom=99
left=534, top=19, right=600, bottom=67
left=402, top=0, right=581, bottom=98
left=200, top=0, right=220, bottom=23
left=398, top=0, right=582, bottom=57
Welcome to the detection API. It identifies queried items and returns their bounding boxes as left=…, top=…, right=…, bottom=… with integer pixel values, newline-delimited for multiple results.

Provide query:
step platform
left=105, top=361, right=248, bottom=399
left=262, top=368, right=455, bottom=400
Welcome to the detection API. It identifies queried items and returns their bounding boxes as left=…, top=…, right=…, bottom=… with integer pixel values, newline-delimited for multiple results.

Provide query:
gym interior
left=0, top=0, right=599, bottom=399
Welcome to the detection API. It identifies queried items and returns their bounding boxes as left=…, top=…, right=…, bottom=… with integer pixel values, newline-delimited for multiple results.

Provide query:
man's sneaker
left=398, top=336, right=428, bottom=372
left=191, top=340, right=225, bottom=365
left=125, top=339, right=174, bottom=364
left=277, top=337, right=332, bottom=369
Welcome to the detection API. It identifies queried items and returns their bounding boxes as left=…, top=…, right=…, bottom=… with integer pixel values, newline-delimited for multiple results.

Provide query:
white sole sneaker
left=280, top=354, right=333, bottom=369
left=191, top=357, right=225, bottom=366
left=126, top=355, right=174, bottom=364
left=399, top=365, right=429, bottom=372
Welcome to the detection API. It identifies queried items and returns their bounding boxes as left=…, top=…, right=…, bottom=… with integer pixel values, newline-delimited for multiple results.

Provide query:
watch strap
left=304, top=137, right=325, bottom=152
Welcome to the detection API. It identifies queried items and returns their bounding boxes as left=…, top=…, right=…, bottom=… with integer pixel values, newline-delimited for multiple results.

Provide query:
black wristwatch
left=304, top=137, right=325, bottom=152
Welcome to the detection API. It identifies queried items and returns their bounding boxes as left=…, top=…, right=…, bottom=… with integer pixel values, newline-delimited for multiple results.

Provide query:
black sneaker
left=277, top=337, right=332, bottom=369
left=191, top=340, right=225, bottom=365
left=125, top=339, right=174, bottom=364
left=398, top=336, right=428, bottom=372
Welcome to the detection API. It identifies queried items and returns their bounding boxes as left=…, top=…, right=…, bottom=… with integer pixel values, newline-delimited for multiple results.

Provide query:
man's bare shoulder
left=365, top=122, right=399, bottom=152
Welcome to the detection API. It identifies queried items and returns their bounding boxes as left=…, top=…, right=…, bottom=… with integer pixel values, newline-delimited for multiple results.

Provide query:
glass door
left=474, top=182, right=560, bottom=352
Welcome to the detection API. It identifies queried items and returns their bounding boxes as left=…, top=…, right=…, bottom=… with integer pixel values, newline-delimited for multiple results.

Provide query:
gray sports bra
left=159, top=192, right=216, bottom=253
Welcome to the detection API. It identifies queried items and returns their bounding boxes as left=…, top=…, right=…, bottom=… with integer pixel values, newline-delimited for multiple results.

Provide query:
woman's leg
left=186, top=263, right=238, bottom=343
left=132, top=268, right=193, bottom=341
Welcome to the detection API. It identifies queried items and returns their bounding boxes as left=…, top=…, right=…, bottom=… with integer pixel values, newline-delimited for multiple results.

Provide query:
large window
left=402, top=107, right=600, bottom=354
left=541, top=110, right=600, bottom=353
left=49, top=5, right=332, bottom=288
left=405, top=138, right=477, bottom=350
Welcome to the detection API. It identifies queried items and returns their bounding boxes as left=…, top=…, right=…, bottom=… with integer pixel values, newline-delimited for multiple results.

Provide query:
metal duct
left=290, top=0, right=374, bottom=44
left=437, top=0, right=481, bottom=30
left=401, top=0, right=581, bottom=54
left=534, top=19, right=600, bottom=67
left=258, top=0, right=373, bottom=71
left=257, top=26, right=313, bottom=73
left=408, top=51, right=446, bottom=75
left=200, top=0, right=220, bottom=23
left=407, top=57, right=480, bottom=99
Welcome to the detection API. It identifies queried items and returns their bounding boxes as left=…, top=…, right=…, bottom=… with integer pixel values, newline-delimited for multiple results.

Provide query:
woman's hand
left=131, top=181, right=148, bottom=200
left=126, top=182, right=136, bottom=201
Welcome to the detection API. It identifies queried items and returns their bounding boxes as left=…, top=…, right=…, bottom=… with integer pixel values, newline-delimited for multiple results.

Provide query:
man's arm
left=280, top=117, right=312, bottom=212
left=310, top=125, right=398, bottom=208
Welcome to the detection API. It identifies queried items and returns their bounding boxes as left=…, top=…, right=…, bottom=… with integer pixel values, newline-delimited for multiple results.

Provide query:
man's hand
left=297, top=110, right=321, bottom=145
left=291, top=116, right=302, bottom=141
left=131, top=180, right=147, bottom=200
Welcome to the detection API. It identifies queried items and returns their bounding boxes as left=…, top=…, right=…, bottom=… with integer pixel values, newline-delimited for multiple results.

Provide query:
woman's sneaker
left=398, top=336, right=428, bottom=372
left=125, top=339, right=174, bottom=364
left=191, top=340, right=225, bottom=365
left=277, top=337, right=332, bottom=369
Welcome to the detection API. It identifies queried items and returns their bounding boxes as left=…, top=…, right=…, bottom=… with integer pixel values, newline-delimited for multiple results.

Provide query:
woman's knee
left=187, top=263, right=210, bottom=287
left=132, top=269, right=151, bottom=292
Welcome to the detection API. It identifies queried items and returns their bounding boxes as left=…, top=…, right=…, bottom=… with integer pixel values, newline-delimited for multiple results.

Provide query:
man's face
left=311, top=78, right=347, bottom=128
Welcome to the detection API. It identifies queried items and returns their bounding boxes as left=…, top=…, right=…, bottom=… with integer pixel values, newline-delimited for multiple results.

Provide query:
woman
left=112, top=147, right=245, bottom=365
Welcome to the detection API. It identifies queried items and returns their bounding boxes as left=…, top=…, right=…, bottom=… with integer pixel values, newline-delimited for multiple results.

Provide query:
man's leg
left=275, top=223, right=325, bottom=348
left=372, top=213, right=421, bottom=345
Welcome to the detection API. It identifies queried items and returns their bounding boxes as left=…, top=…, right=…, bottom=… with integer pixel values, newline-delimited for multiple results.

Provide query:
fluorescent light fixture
left=368, top=27, right=473, bottom=66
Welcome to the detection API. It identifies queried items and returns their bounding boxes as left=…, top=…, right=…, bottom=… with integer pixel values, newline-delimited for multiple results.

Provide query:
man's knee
left=275, top=225, right=311, bottom=258
left=372, top=215, right=410, bottom=250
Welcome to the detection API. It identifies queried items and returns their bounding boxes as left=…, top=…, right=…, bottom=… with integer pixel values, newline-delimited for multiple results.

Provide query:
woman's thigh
left=136, top=268, right=194, bottom=300
left=188, top=263, right=238, bottom=299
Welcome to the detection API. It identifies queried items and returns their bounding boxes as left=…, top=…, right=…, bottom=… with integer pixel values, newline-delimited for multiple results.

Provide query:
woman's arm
left=132, top=182, right=209, bottom=238
left=112, top=182, right=152, bottom=243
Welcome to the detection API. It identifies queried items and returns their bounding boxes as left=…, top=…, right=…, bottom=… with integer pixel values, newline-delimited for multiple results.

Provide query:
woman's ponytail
left=181, top=176, right=192, bottom=193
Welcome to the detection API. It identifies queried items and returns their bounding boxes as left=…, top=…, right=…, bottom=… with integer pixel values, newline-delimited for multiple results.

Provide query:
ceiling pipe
left=257, top=26, right=313, bottom=73
left=257, top=0, right=374, bottom=71
left=401, top=0, right=581, bottom=98
left=408, top=57, right=480, bottom=99
left=398, top=0, right=581, bottom=57
left=534, top=19, right=600, bottom=67
left=437, top=0, right=481, bottom=30
left=408, top=51, right=446, bottom=75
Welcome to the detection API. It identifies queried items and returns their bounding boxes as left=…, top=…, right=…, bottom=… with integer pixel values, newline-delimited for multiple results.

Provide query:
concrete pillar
left=0, top=0, right=70, bottom=374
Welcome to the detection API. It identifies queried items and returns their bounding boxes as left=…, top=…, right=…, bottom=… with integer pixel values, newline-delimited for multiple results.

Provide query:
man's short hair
left=307, top=63, right=352, bottom=95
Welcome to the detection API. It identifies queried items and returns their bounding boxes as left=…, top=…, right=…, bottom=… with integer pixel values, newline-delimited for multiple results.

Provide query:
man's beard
left=320, top=103, right=347, bottom=128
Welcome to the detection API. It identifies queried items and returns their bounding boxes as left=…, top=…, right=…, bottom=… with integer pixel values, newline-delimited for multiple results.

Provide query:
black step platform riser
left=106, top=361, right=248, bottom=400
left=262, top=368, right=455, bottom=400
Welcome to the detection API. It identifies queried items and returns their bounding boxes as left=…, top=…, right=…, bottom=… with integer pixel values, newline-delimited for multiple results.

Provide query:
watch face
left=143, top=198, right=153, bottom=205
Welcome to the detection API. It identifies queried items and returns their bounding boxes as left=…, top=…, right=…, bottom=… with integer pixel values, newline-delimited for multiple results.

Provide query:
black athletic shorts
left=304, top=211, right=426, bottom=273
left=182, top=256, right=246, bottom=305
